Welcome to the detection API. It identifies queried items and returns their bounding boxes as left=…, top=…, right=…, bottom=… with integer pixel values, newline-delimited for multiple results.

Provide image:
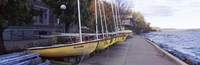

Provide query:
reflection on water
left=143, top=31, right=200, bottom=64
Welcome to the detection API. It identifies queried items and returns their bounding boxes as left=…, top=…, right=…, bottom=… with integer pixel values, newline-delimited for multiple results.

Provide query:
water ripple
left=143, top=31, right=200, bottom=64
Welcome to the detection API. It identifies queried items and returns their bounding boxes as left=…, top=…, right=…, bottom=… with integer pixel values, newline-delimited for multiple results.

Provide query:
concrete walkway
left=80, top=35, right=176, bottom=65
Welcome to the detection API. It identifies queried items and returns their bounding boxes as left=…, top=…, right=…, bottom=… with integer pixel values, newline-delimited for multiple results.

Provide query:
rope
left=78, top=46, right=88, bottom=65
left=69, top=36, right=75, bottom=43
left=77, top=0, right=94, bottom=65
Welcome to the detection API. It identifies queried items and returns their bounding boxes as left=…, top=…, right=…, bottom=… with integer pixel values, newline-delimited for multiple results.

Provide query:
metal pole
left=98, top=1, right=104, bottom=38
left=95, top=0, right=99, bottom=39
left=115, top=4, right=119, bottom=33
left=111, top=0, right=117, bottom=34
left=62, top=10, right=65, bottom=33
left=117, top=4, right=121, bottom=31
left=77, top=0, right=82, bottom=42
left=102, top=1, right=108, bottom=37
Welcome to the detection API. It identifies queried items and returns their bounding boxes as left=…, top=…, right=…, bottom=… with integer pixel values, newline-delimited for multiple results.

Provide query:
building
left=121, top=15, right=134, bottom=30
left=3, top=0, right=63, bottom=41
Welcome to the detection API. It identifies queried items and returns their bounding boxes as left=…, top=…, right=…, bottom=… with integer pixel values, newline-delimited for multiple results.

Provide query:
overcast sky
left=122, top=0, right=200, bottom=29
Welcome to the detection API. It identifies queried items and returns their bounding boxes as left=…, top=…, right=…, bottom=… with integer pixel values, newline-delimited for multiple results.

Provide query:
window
left=33, top=5, right=49, bottom=25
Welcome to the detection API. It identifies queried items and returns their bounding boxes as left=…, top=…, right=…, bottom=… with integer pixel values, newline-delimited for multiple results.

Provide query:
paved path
left=80, top=35, right=176, bottom=65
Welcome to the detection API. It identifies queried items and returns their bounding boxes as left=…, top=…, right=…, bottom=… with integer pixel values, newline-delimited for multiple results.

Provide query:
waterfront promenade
left=80, top=35, right=177, bottom=65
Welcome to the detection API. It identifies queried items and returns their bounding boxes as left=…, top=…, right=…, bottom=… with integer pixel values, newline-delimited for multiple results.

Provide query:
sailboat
left=112, top=0, right=132, bottom=43
left=28, top=0, right=99, bottom=57
left=95, top=1, right=112, bottom=51
left=109, top=0, right=119, bottom=46
left=27, top=0, right=131, bottom=58
left=117, top=30, right=132, bottom=42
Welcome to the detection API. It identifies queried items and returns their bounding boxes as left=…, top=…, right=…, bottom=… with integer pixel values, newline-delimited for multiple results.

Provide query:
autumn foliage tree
left=43, top=0, right=100, bottom=33
left=132, top=12, right=151, bottom=34
left=43, top=0, right=122, bottom=33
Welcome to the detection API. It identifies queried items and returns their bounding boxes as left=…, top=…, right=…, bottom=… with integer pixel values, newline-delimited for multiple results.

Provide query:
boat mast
left=118, top=4, right=122, bottom=29
left=111, top=0, right=117, bottom=35
left=77, top=0, right=82, bottom=42
left=95, top=0, right=99, bottom=39
left=117, top=3, right=121, bottom=31
left=115, top=3, right=119, bottom=33
left=98, top=1, right=104, bottom=38
left=102, top=1, right=109, bottom=37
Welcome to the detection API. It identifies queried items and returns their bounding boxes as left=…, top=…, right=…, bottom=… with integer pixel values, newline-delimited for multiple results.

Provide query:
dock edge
left=143, top=36, right=188, bottom=65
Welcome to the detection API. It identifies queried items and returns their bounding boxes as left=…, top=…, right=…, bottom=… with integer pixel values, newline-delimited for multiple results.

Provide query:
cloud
left=127, top=0, right=200, bottom=16
left=182, top=0, right=200, bottom=5
left=144, top=5, right=176, bottom=16
left=129, top=0, right=178, bottom=17
left=123, top=0, right=200, bottom=29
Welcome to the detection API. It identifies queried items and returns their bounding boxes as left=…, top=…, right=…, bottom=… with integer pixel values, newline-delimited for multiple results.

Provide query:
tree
left=43, top=0, right=95, bottom=33
left=0, top=0, right=36, bottom=54
left=42, top=0, right=77, bottom=33
left=43, top=0, right=117, bottom=33
left=103, top=2, right=115, bottom=32
left=132, top=12, right=151, bottom=34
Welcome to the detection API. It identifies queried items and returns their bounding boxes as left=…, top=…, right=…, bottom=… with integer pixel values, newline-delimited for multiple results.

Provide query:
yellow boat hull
left=106, top=39, right=111, bottom=47
left=96, top=39, right=111, bottom=50
left=29, top=41, right=98, bottom=57
left=116, top=35, right=127, bottom=42
left=110, top=37, right=117, bottom=45
left=119, top=36, right=126, bottom=42
left=115, top=36, right=121, bottom=43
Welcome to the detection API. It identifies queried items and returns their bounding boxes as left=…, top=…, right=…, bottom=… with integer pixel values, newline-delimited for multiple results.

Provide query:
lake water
left=143, top=31, right=200, bottom=64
